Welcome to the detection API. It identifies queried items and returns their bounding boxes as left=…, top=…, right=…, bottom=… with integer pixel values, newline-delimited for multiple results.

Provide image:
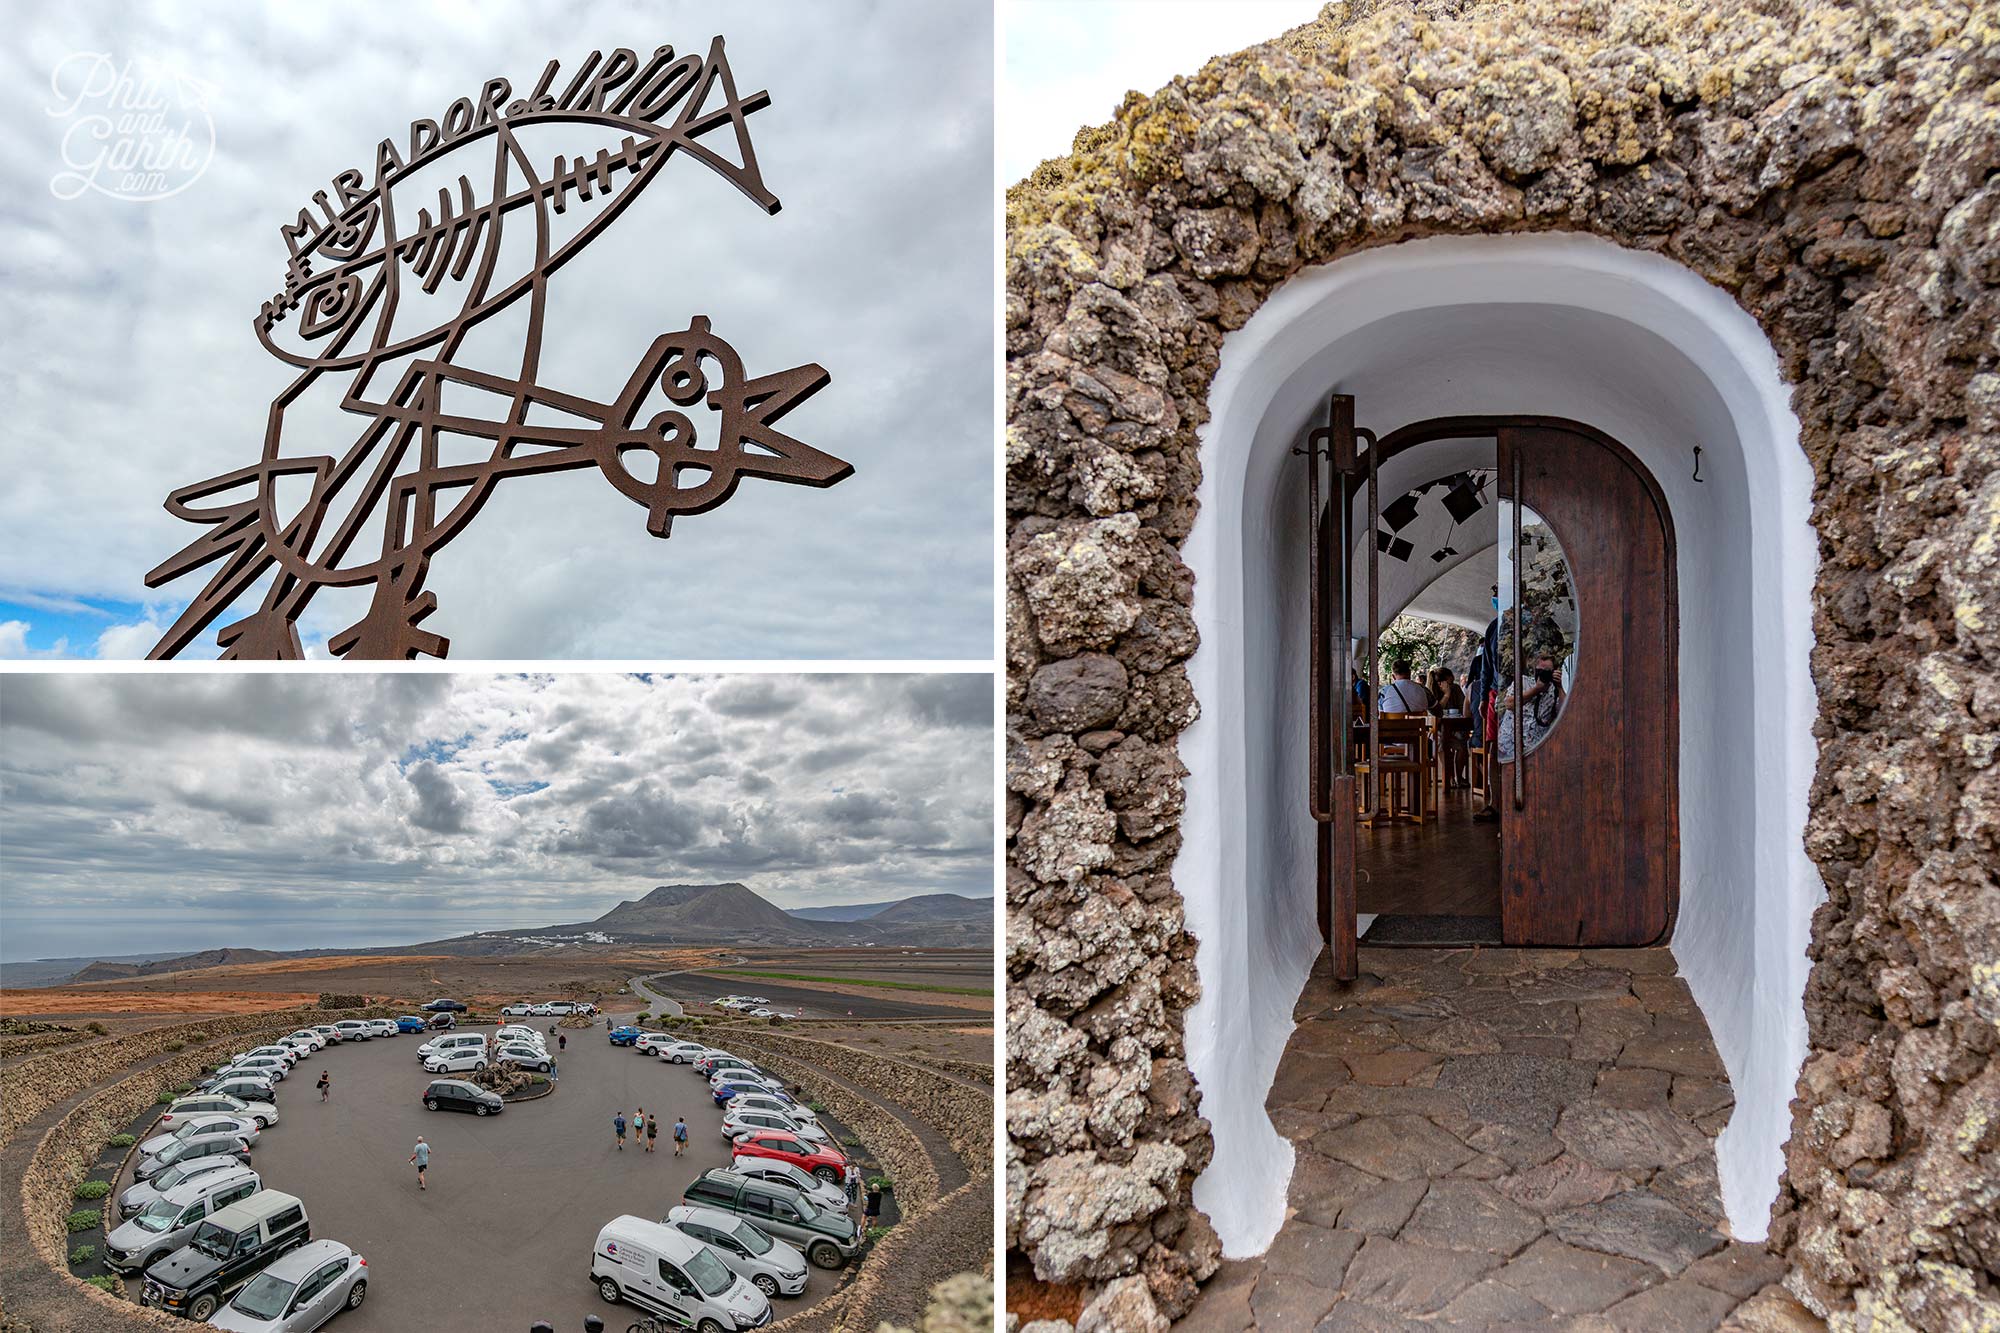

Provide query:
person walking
left=409, top=1137, right=430, bottom=1191
left=673, top=1116, right=687, bottom=1157
left=863, top=1181, right=882, bottom=1229
left=646, top=1113, right=660, bottom=1154
left=317, top=1070, right=330, bottom=1103
left=613, top=1110, right=627, bottom=1151
left=558, top=1032, right=566, bottom=1052
left=634, top=1109, right=647, bottom=1154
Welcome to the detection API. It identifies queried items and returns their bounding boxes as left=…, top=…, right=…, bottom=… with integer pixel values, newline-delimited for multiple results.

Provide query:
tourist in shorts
left=646, top=1113, right=660, bottom=1153
left=317, top=1070, right=330, bottom=1102
left=634, top=1109, right=646, bottom=1154
left=613, top=1110, right=627, bottom=1150
left=409, top=1137, right=430, bottom=1190
left=673, top=1116, right=687, bottom=1156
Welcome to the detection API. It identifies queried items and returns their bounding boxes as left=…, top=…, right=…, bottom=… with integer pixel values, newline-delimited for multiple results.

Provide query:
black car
left=421, top=998, right=468, bottom=1012
left=142, top=1191, right=309, bottom=1320
left=422, top=1078, right=503, bottom=1115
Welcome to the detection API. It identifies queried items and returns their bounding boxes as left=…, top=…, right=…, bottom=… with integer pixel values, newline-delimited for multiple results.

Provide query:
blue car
left=712, top=1078, right=775, bottom=1107
left=608, top=1025, right=642, bottom=1046
left=396, top=1015, right=428, bottom=1033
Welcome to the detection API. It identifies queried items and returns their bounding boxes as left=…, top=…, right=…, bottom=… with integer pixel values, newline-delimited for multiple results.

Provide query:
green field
left=704, top=969, right=992, bottom=997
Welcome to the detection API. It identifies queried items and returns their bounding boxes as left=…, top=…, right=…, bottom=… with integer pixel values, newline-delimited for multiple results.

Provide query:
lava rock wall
left=1004, top=2, right=2000, bottom=1328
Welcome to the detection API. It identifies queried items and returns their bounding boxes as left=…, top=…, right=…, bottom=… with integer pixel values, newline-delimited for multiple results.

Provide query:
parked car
left=693, top=1053, right=748, bottom=1077
left=330, top=1021, right=373, bottom=1043
left=607, top=1025, right=643, bottom=1046
left=720, top=1108, right=828, bottom=1146
left=725, top=1092, right=811, bottom=1124
left=590, top=1215, right=771, bottom=1329
left=394, top=1015, right=429, bottom=1034
left=140, top=1189, right=310, bottom=1321
left=241, top=1046, right=301, bottom=1067
left=134, top=1134, right=253, bottom=1183
left=416, top=1032, right=487, bottom=1063
left=500, top=1003, right=536, bottom=1017
left=103, top=1166, right=262, bottom=1274
left=308, top=1025, right=343, bottom=1045
left=280, top=1031, right=324, bottom=1052
left=654, top=1040, right=709, bottom=1064
left=120, top=1155, right=246, bottom=1218
left=421, top=1078, right=503, bottom=1115
left=732, top=1130, right=848, bottom=1184
left=494, top=1025, right=546, bottom=1046
left=204, top=1076, right=279, bottom=1106
left=725, top=1158, right=846, bottom=1213
left=632, top=1032, right=677, bottom=1055
left=710, top=1069, right=786, bottom=1095
left=545, top=1001, right=579, bottom=1015
left=159, top=1093, right=278, bottom=1131
left=141, top=1115, right=261, bottom=1159
left=423, top=1048, right=488, bottom=1074
left=226, top=1057, right=289, bottom=1083
left=365, top=1018, right=399, bottom=1038
left=494, top=1043, right=552, bottom=1072
left=421, top=998, right=467, bottom=1012
left=526, top=1002, right=556, bottom=1016
left=712, top=1079, right=785, bottom=1109
left=664, top=1205, right=808, bottom=1300
left=210, top=1238, right=368, bottom=1331
left=426, top=1012, right=456, bottom=1031
left=680, top=1169, right=860, bottom=1270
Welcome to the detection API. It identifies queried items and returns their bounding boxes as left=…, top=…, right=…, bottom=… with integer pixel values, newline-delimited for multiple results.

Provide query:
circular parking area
left=226, top=1022, right=850, bottom=1330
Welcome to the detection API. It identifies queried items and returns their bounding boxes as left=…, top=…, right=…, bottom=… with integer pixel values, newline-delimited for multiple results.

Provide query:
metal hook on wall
left=1692, top=445, right=1705, bottom=483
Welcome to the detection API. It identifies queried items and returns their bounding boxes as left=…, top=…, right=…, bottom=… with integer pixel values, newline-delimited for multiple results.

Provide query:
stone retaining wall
left=0, top=1031, right=88, bottom=1062
left=721, top=1030, right=993, bottom=1176
left=3, top=1006, right=375, bottom=1149
left=831, top=1175, right=994, bottom=1333
left=728, top=1039, right=941, bottom=1210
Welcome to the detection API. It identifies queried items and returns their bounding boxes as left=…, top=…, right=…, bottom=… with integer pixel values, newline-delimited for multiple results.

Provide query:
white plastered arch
left=1176, top=232, right=1822, bottom=1253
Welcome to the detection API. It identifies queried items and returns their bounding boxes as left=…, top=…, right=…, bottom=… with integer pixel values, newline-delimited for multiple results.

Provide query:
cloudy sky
left=0, top=672, right=992, bottom=960
left=1001, top=0, right=1318, bottom=183
left=0, top=1, right=991, bottom=660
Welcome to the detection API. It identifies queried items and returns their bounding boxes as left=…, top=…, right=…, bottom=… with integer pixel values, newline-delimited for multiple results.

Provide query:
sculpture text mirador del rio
left=145, top=37, right=851, bottom=659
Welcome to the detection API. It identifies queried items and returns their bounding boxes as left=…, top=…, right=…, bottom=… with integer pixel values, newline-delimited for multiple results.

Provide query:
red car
left=732, top=1130, right=848, bottom=1184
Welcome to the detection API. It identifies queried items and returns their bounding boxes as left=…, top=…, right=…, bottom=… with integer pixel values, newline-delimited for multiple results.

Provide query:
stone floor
left=1173, top=946, right=1825, bottom=1332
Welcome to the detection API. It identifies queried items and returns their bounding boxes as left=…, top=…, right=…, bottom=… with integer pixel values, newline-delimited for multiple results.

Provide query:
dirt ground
left=775, top=1022, right=993, bottom=1065
left=0, top=989, right=321, bottom=1017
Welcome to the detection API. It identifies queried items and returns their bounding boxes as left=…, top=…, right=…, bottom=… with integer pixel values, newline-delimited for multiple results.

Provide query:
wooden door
left=1497, top=425, right=1676, bottom=945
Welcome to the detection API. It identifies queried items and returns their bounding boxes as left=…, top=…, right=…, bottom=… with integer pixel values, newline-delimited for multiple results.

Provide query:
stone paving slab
left=1172, top=946, right=1826, bottom=1331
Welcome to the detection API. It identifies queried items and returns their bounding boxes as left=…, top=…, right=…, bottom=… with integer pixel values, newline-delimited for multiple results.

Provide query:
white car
left=331, top=1020, right=374, bottom=1042
left=310, top=1024, right=343, bottom=1045
left=726, top=1092, right=814, bottom=1125
left=423, top=1048, right=489, bottom=1074
left=139, top=1114, right=260, bottom=1159
left=282, top=1030, right=325, bottom=1052
left=527, top=1002, right=557, bottom=1016
left=500, top=1003, right=536, bottom=1017
left=710, top=1069, right=784, bottom=1095
left=495, top=1026, right=546, bottom=1045
left=720, top=1107, right=829, bottom=1145
left=225, top=1056, right=288, bottom=1082
left=654, top=1040, right=709, bottom=1064
left=632, top=1032, right=676, bottom=1054
left=726, top=1157, right=848, bottom=1212
left=241, top=1046, right=300, bottom=1067
left=367, top=1018, right=399, bottom=1038
left=158, top=1093, right=279, bottom=1131
left=494, top=1043, right=552, bottom=1072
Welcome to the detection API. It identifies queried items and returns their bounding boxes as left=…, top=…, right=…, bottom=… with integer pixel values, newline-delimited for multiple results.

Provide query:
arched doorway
left=1309, top=414, right=1679, bottom=967
left=1177, top=234, right=1820, bottom=1254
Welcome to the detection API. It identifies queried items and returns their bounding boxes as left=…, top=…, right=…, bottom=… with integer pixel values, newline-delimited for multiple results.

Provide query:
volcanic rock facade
left=1004, top=2, right=2000, bottom=1329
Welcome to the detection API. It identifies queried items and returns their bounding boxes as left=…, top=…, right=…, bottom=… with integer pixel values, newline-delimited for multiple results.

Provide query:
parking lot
left=197, top=1019, right=850, bottom=1330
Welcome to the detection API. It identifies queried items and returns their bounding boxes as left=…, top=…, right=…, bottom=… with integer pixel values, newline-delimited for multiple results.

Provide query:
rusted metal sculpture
left=146, top=38, right=850, bottom=659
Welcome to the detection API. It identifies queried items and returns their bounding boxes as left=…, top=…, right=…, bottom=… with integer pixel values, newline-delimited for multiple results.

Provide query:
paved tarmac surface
left=226, top=1024, right=850, bottom=1332
left=660, top=972, right=980, bottom=1021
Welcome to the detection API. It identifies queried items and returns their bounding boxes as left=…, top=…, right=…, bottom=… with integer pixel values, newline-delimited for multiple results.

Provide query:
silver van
left=103, top=1165, right=261, bottom=1274
left=591, top=1215, right=771, bottom=1329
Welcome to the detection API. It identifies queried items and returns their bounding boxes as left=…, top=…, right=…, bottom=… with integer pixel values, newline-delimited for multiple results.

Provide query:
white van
left=590, top=1215, right=771, bottom=1330
left=416, top=1031, right=488, bottom=1063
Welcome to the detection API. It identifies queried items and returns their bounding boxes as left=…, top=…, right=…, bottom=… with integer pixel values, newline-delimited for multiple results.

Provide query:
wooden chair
left=1435, top=715, right=1472, bottom=796
left=1369, top=715, right=1431, bottom=824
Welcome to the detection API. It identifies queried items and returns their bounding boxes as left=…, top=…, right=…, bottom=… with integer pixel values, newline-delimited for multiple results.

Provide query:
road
left=654, top=971, right=983, bottom=1021
left=225, top=1023, right=849, bottom=1331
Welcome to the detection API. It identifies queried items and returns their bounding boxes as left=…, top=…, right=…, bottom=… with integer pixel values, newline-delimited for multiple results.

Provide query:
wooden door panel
left=1498, top=426, right=1676, bottom=946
